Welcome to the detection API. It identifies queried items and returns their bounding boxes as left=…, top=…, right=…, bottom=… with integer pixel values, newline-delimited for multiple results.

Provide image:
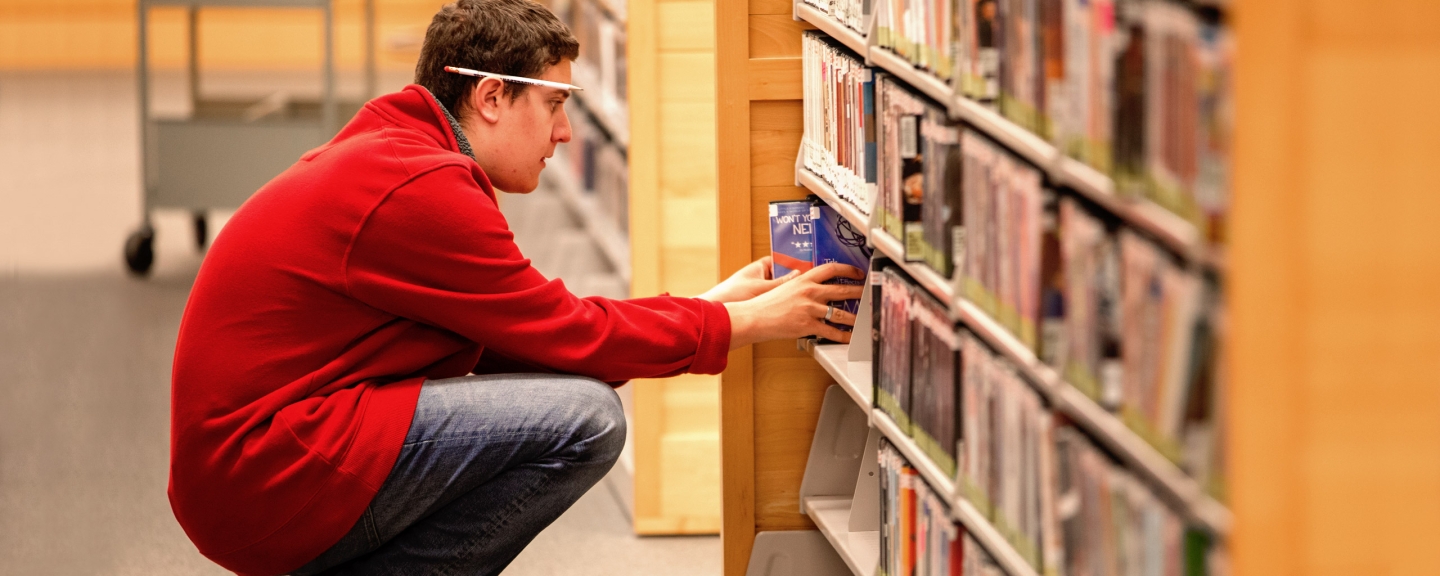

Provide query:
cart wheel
left=193, top=210, right=209, bottom=250
left=124, top=226, right=155, bottom=276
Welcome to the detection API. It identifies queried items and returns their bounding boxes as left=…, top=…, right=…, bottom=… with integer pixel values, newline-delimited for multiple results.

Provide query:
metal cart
left=125, top=0, right=377, bottom=274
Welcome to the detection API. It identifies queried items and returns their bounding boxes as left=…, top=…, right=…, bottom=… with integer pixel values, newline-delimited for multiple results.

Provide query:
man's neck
left=424, top=87, right=476, bottom=161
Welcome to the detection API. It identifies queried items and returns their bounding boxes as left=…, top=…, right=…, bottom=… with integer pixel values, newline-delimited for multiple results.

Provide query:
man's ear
left=466, top=77, right=507, bottom=124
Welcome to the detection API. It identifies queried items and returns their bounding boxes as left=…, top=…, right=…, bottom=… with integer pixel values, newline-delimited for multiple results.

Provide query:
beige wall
left=0, top=0, right=439, bottom=71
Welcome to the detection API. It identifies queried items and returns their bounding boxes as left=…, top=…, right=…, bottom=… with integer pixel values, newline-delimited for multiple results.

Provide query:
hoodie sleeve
left=343, top=164, right=730, bottom=382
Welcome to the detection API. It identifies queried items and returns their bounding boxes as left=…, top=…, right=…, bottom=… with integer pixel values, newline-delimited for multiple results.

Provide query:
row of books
left=799, top=0, right=1232, bottom=245
left=801, top=32, right=878, bottom=217
left=881, top=439, right=1009, bottom=576
left=1055, top=426, right=1227, bottom=576
left=873, top=69, right=1052, bottom=358
left=875, top=0, right=956, bottom=82
left=871, top=258, right=1224, bottom=574
left=799, top=0, right=865, bottom=36
left=803, top=43, right=1222, bottom=486
left=1051, top=195, right=1223, bottom=488
left=549, top=0, right=629, bottom=132
left=561, top=100, right=629, bottom=234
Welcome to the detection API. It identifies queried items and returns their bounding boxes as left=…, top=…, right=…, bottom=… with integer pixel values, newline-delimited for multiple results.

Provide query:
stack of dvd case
left=560, top=99, right=630, bottom=235
left=769, top=197, right=873, bottom=333
left=802, top=32, right=878, bottom=216
left=874, top=0, right=956, bottom=81
left=876, top=75, right=933, bottom=247
left=880, top=439, right=963, bottom=576
left=876, top=266, right=916, bottom=431
left=1112, top=0, right=1232, bottom=242
left=876, top=264, right=963, bottom=476
left=799, top=0, right=868, bottom=33
left=1046, top=193, right=1224, bottom=487
left=1054, top=425, right=1224, bottom=576
left=959, top=130, right=1047, bottom=351
left=958, top=331, right=1060, bottom=574
left=952, top=0, right=1234, bottom=239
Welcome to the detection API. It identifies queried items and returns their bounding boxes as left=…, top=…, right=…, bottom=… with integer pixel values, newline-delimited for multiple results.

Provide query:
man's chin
left=493, top=175, right=543, bottom=194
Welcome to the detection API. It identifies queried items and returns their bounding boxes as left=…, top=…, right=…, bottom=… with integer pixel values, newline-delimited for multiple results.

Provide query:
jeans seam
left=401, top=430, right=570, bottom=450
left=364, top=506, right=381, bottom=549
left=433, top=469, right=555, bottom=576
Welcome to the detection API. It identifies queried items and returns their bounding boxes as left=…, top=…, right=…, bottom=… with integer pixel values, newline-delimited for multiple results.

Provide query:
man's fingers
left=822, top=306, right=857, bottom=327
left=815, top=283, right=864, bottom=302
left=812, top=321, right=853, bottom=344
left=801, top=262, right=866, bottom=284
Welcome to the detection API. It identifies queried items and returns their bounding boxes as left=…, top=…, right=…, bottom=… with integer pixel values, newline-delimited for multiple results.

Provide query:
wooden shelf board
left=812, top=342, right=873, bottom=413
left=793, top=2, right=867, bottom=56
left=803, top=496, right=880, bottom=576
left=545, top=153, right=633, bottom=283
left=797, top=166, right=870, bottom=235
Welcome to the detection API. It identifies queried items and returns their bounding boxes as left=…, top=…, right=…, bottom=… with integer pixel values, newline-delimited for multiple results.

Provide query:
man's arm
left=345, top=165, right=730, bottom=381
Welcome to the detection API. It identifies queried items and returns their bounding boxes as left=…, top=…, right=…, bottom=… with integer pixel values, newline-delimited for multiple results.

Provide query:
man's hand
left=699, top=256, right=792, bottom=304
left=723, top=263, right=866, bottom=349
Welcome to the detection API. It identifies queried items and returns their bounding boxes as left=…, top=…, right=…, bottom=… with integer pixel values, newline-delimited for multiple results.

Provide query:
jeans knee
left=566, top=379, right=626, bottom=466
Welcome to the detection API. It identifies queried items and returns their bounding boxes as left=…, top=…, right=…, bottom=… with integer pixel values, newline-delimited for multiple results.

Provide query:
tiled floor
left=0, top=71, right=717, bottom=575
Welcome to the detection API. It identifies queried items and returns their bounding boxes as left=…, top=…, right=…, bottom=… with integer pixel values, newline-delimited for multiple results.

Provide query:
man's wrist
left=722, top=301, right=757, bottom=350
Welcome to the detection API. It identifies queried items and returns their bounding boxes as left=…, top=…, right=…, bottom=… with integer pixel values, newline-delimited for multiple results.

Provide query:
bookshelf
left=720, top=0, right=1237, bottom=574
left=543, top=0, right=633, bottom=285
left=542, top=150, right=633, bottom=281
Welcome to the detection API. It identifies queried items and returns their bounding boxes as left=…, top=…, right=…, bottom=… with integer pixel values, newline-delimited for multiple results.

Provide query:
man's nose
left=555, top=110, right=573, bottom=143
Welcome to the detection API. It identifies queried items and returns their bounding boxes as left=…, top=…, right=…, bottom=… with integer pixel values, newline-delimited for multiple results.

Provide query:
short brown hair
left=414, top=0, right=579, bottom=117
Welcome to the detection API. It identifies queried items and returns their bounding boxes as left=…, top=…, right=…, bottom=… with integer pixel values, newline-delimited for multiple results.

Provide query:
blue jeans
left=290, top=374, right=626, bottom=576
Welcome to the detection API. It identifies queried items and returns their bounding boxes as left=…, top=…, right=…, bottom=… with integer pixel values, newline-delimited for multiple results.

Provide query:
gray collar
left=422, top=87, right=476, bottom=161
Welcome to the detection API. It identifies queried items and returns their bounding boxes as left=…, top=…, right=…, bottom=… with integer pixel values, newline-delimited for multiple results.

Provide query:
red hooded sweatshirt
left=168, top=85, right=730, bottom=575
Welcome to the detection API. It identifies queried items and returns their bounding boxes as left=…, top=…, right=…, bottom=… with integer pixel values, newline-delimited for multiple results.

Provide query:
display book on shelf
left=539, top=0, right=632, bottom=281
left=788, top=4, right=1231, bottom=573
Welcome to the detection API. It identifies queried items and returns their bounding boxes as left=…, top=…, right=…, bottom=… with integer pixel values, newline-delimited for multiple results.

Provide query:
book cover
left=768, top=200, right=815, bottom=278
left=811, top=201, right=873, bottom=331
